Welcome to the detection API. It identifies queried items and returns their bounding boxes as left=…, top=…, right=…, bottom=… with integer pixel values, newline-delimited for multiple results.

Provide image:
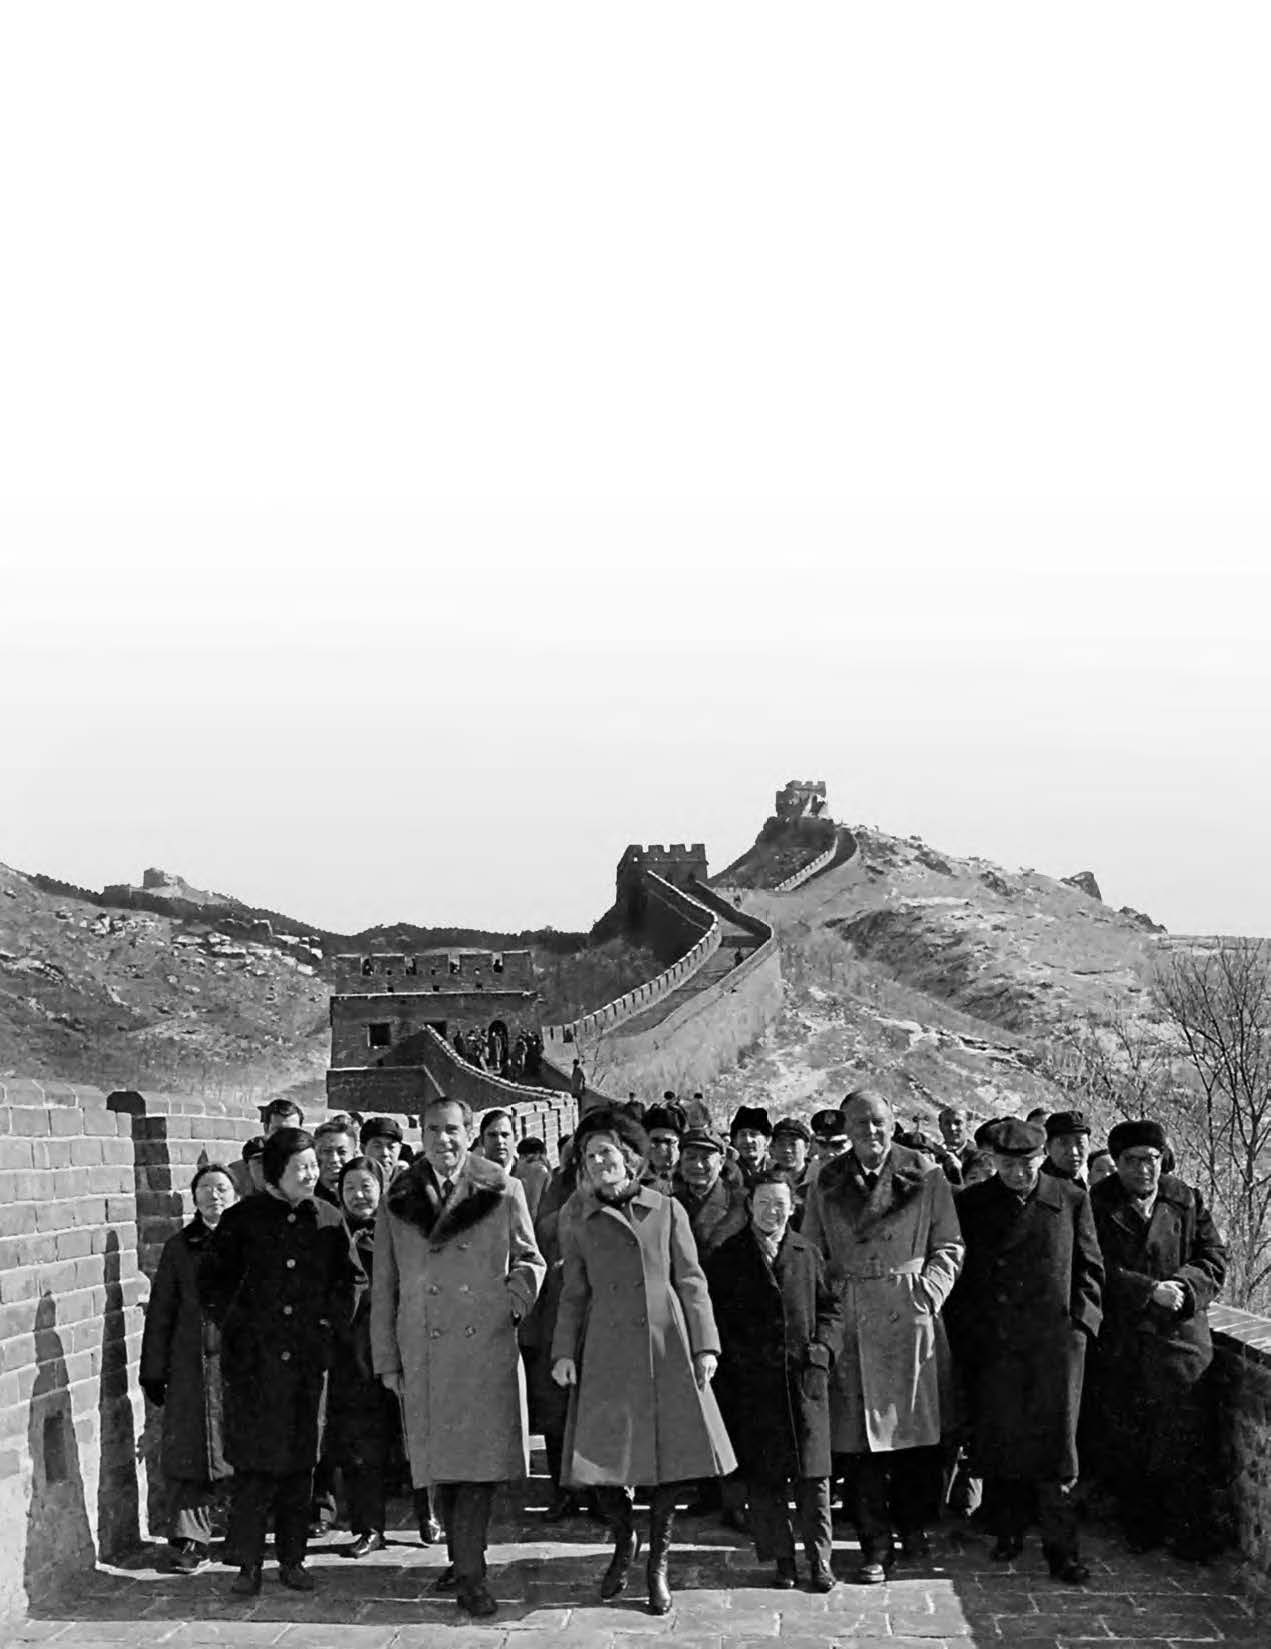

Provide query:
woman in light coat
left=551, top=1107, right=736, bottom=1616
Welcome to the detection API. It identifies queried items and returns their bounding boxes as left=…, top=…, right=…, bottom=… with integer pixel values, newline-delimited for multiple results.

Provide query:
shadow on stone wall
left=24, top=1294, right=93, bottom=1609
left=96, top=1231, right=140, bottom=1562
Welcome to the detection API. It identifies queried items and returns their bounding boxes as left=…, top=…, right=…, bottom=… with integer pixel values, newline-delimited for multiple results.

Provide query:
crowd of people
left=451, top=1026, right=544, bottom=1082
left=138, top=1085, right=1229, bottom=1620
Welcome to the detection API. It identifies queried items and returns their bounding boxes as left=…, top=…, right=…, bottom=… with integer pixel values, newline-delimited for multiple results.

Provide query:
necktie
left=440, top=1177, right=453, bottom=1202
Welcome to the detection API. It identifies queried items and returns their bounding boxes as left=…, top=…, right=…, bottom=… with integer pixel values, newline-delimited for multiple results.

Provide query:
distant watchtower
left=326, top=948, right=540, bottom=1111
left=774, top=779, right=827, bottom=823
left=616, top=842, right=709, bottom=901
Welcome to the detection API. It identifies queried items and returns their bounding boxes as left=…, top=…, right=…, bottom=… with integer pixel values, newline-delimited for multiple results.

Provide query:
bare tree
left=1152, top=940, right=1271, bottom=1309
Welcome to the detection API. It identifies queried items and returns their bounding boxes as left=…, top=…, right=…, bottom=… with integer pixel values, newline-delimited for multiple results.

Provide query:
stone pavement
left=8, top=1479, right=1267, bottom=1649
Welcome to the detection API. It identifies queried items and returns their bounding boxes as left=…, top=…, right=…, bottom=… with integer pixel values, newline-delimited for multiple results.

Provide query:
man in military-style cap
left=1090, top=1118, right=1227, bottom=1559
left=945, top=1118, right=1104, bottom=1583
left=767, top=1116, right=815, bottom=1227
left=1043, top=1112, right=1092, bottom=1186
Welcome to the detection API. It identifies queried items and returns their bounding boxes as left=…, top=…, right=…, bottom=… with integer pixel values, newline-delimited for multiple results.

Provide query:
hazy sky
left=4, top=7, right=1269, bottom=938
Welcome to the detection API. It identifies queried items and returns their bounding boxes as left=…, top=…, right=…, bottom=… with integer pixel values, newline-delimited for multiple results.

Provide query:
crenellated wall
left=774, top=825, right=860, bottom=892
left=332, top=949, right=536, bottom=993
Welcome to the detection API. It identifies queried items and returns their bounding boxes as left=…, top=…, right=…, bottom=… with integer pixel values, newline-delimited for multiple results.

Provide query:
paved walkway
left=10, top=1473, right=1267, bottom=1649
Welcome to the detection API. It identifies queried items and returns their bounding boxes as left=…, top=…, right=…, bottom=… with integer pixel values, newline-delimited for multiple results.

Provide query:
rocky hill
left=0, top=862, right=661, bottom=1103
left=708, top=824, right=1178, bottom=1134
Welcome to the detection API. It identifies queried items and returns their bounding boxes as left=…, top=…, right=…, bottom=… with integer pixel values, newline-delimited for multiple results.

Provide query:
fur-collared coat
left=673, top=1169, right=749, bottom=1259
left=140, top=1216, right=230, bottom=1486
left=1090, top=1172, right=1227, bottom=1476
left=802, top=1144, right=964, bottom=1454
left=947, top=1173, right=1104, bottom=1480
left=199, top=1193, right=363, bottom=1476
left=706, top=1225, right=844, bottom=1481
left=552, top=1183, right=737, bottom=1487
left=371, top=1153, right=545, bottom=1485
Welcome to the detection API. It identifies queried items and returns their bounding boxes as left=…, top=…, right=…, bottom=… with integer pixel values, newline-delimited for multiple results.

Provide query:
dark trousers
left=311, top=1453, right=338, bottom=1526
left=837, top=1446, right=942, bottom=1557
left=434, top=1482, right=495, bottom=1586
left=228, top=1469, right=312, bottom=1569
left=345, top=1465, right=386, bottom=1537
left=983, top=1476, right=1079, bottom=1559
left=746, top=1475, right=832, bottom=1569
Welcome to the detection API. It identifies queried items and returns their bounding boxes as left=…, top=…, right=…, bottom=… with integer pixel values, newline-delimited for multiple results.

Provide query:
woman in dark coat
left=705, top=1172, right=843, bottom=1591
left=200, top=1127, right=363, bottom=1596
left=326, top=1155, right=399, bottom=1557
left=551, top=1107, right=736, bottom=1615
left=1090, top=1119, right=1228, bottom=1559
left=139, top=1163, right=237, bottom=1572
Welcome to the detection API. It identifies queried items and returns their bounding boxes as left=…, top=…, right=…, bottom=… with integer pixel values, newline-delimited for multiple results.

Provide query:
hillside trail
left=610, top=906, right=762, bottom=1038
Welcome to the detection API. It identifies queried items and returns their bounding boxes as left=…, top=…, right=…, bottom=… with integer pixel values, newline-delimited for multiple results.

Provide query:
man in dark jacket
left=707, top=1172, right=844, bottom=1591
left=947, top=1119, right=1104, bottom=1583
left=729, top=1104, right=773, bottom=1190
left=1090, top=1119, right=1228, bottom=1559
left=673, top=1127, right=748, bottom=1258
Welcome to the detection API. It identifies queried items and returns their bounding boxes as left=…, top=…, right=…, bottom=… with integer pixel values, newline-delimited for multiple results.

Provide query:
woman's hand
left=551, top=1357, right=578, bottom=1388
left=693, top=1351, right=718, bottom=1390
left=1151, top=1279, right=1186, bottom=1311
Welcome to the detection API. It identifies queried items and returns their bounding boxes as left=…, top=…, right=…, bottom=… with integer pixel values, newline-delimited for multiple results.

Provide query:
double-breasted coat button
left=283, top=1305, right=293, bottom=1316
left=281, top=1350, right=291, bottom=1362
left=286, top=1258, right=296, bottom=1269
left=287, top=1213, right=296, bottom=1224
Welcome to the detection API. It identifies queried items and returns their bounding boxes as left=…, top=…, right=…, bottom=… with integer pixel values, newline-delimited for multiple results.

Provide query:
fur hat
left=1108, top=1119, right=1169, bottom=1158
left=644, top=1103, right=687, bottom=1138
left=729, top=1104, right=772, bottom=1138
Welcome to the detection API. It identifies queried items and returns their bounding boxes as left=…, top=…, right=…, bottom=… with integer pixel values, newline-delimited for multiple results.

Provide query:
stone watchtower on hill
left=326, top=949, right=541, bottom=1111
left=774, top=779, right=827, bottom=822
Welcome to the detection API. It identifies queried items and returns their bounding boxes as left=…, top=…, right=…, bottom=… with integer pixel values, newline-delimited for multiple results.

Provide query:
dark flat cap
left=1108, top=1119, right=1168, bottom=1157
left=772, top=1116, right=813, bottom=1143
left=360, top=1115, right=403, bottom=1144
left=974, top=1118, right=1004, bottom=1148
left=644, top=1103, right=687, bottom=1137
left=730, top=1104, right=772, bottom=1137
left=681, top=1126, right=727, bottom=1154
left=991, top=1118, right=1047, bottom=1156
left=1045, top=1110, right=1091, bottom=1140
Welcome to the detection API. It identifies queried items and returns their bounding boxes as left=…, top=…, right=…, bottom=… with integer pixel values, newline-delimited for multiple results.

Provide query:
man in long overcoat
left=707, top=1172, right=844, bottom=1591
left=1090, top=1118, right=1227, bottom=1559
left=674, top=1126, right=748, bottom=1258
left=802, top=1088, right=963, bottom=1582
left=946, top=1119, right=1103, bottom=1582
left=372, top=1095, right=545, bottom=1618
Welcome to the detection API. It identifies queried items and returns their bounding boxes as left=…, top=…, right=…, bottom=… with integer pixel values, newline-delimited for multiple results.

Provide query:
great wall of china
left=5, top=797, right=1271, bottom=1620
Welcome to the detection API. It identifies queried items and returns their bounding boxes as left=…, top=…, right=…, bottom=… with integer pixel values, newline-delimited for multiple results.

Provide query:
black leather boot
left=597, top=1486, right=640, bottom=1600
left=646, top=1494, right=675, bottom=1616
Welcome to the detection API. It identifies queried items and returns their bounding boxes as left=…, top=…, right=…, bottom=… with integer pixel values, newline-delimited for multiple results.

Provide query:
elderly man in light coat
left=803, top=1088, right=964, bottom=1583
left=372, top=1095, right=545, bottom=1620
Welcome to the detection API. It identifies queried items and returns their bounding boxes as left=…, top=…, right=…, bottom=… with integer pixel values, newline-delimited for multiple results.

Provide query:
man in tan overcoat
left=803, top=1088, right=964, bottom=1583
left=372, top=1096, right=545, bottom=1619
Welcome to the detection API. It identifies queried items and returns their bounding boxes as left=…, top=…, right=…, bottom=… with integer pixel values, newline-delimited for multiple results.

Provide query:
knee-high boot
left=595, top=1485, right=639, bottom=1600
left=647, top=1485, right=677, bottom=1616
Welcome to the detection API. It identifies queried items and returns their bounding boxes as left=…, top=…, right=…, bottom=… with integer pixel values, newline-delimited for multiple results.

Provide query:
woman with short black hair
left=200, top=1126, right=363, bottom=1597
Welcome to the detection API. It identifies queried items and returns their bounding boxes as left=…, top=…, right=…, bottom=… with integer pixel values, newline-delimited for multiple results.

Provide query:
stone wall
left=1211, top=1304, right=1271, bottom=1577
left=332, top=949, right=536, bottom=993
left=329, top=987, right=537, bottom=1068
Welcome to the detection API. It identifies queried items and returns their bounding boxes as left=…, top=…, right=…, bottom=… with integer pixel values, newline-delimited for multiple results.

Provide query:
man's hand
left=551, top=1357, right=577, bottom=1388
left=1151, top=1280, right=1186, bottom=1311
left=380, top=1370, right=405, bottom=1396
left=693, top=1351, right=718, bottom=1390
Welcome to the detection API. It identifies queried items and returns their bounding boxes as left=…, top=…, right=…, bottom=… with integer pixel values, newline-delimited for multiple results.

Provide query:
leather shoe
left=230, top=1564, right=262, bottom=1596
left=855, top=1559, right=887, bottom=1585
left=772, top=1557, right=797, bottom=1588
left=457, top=1582, right=498, bottom=1618
left=432, top=1565, right=458, bottom=1593
left=279, top=1564, right=315, bottom=1592
left=346, top=1531, right=386, bottom=1559
left=808, top=1560, right=836, bottom=1593
left=418, top=1515, right=443, bottom=1545
left=992, top=1534, right=1024, bottom=1562
left=169, top=1542, right=207, bottom=1574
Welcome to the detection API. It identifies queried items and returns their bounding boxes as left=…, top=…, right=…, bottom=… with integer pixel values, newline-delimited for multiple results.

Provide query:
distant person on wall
left=729, top=1105, right=774, bottom=1191
left=570, top=1058, right=587, bottom=1101
left=372, top=1096, right=545, bottom=1619
left=313, top=1120, right=358, bottom=1210
left=360, top=1115, right=405, bottom=1181
left=139, top=1163, right=238, bottom=1574
left=477, top=1109, right=517, bottom=1175
left=1042, top=1112, right=1092, bottom=1186
left=200, top=1128, right=363, bottom=1597
left=707, top=1173, right=844, bottom=1592
left=945, top=1119, right=1104, bottom=1584
left=1089, top=1120, right=1228, bottom=1561
left=551, top=1107, right=736, bottom=1616
left=803, top=1089, right=964, bottom=1584
left=641, top=1103, right=686, bottom=1197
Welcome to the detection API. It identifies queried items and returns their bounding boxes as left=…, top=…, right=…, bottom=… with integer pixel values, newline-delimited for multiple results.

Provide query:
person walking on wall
left=200, top=1128, right=363, bottom=1597
left=372, top=1095, right=545, bottom=1619
left=551, top=1106, right=736, bottom=1615
left=139, top=1163, right=238, bottom=1574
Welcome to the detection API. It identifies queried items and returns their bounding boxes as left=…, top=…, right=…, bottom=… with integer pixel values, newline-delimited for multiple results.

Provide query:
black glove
left=141, top=1378, right=166, bottom=1407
